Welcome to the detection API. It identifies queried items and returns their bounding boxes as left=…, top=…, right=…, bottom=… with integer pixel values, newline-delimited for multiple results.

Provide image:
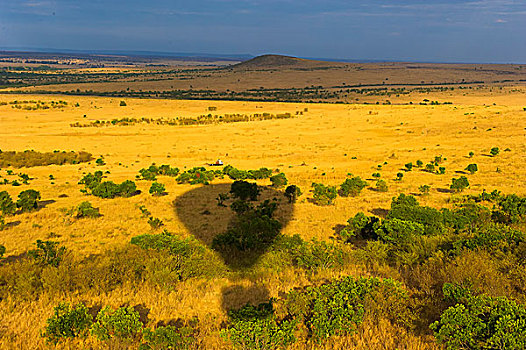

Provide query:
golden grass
left=0, top=89, right=524, bottom=348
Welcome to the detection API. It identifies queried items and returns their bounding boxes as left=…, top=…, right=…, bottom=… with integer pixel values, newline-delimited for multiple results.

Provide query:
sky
left=0, top=0, right=525, bottom=63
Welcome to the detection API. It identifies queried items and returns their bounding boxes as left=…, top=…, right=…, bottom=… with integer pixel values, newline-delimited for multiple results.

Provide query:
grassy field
left=0, top=89, right=525, bottom=348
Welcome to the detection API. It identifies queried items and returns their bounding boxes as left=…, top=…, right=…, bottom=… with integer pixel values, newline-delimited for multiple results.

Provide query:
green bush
left=42, top=302, right=93, bottom=344
left=28, top=240, right=66, bottom=267
left=338, top=212, right=379, bottom=241
left=0, top=244, right=5, bottom=258
left=0, top=150, right=92, bottom=168
left=141, top=324, right=197, bottom=350
left=222, top=301, right=297, bottom=350
left=119, top=180, right=137, bottom=197
left=425, top=163, right=436, bottom=173
left=465, top=163, right=478, bottom=174
left=339, top=176, right=367, bottom=197
left=387, top=194, right=445, bottom=236
left=149, top=182, right=166, bottom=196
left=431, top=284, right=526, bottom=349
left=76, top=201, right=100, bottom=218
left=418, top=184, right=430, bottom=195
left=148, top=217, right=164, bottom=229
left=404, top=163, right=413, bottom=171
left=120, top=100, right=127, bottom=106
left=374, top=218, right=424, bottom=245
left=176, top=167, right=219, bottom=185
left=17, top=189, right=41, bottom=212
left=311, top=183, right=337, bottom=206
left=270, top=173, right=288, bottom=188
left=284, top=276, right=408, bottom=341
left=450, top=176, right=470, bottom=193
left=0, top=191, right=16, bottom=215
left=376, top=179, right=388, bottom=192
left=416, top=160, right=423, bottom=167
left=284, top=185, right=302, bottom=203
left=92, top=181, right=120, bottom=198
left=490, top=147, right=500, bottom=157
left=230, top=181, right=259, bottom=201
left=91, top=306, right=143, bottom=341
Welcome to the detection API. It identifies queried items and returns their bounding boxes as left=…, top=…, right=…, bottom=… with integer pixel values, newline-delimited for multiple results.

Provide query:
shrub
left=396, top=172, right=404, bottom=181
left=292, top=239, right=345, bottom=270
left=92, top=181, right=120, bottom=198
left=469, top=151, right=475, bottom=158
left=0, top=244, right=5, bottom=258
left=404, top=163, right=413, bottom=171
left=284, top=185, right=302, bottom=203
left=28, top=240, right=66, bottom=267
left=95, top=157, right=105, bottom=166
left=438, top=166, right=446, bottom=174
left=176, top=167, right=219, bottom=185
left=338, top=212, right=380, bottom=241
left=425, top=163, right=436, bottom=173
left=466, top=163, right=478, bottom=174
left=222, top=301, right=296, bottom=350
left=416, top=160, right=423, bottom=167
left=339, top=176, right=367, bottom=197
left=450, top=176, right=470, bottom=193
left=230, top=181, right=259, bottom=201
left=493, top=194, right=526, bottom=224
left=372, top=172, right=381, bottom=178
left=419, top=184, right=430, bottom=195
left=119, top=180, right=137, bottom=197
left=119, top=100, right=127, bottom=106
left=284, top=276, right=408, bottom=341
left=270, top=173, right=288, bottom=188
left=17, top=189, right=41, bottom=212
left=388, top=194, right=445, bottom=236
left=148, top=217, right=164, bottom=229
left=76, top=201, right=100, bottom=218
left=311, top=183, right=337, bottom=206
left=490, top=147, right=500, bottom=157
left=79, top=171, right=103, bottom=190
left=431, top=284, right=526, bottom=349
left=141, top=324, right=197, bottom=350
left=0, top=191, right=16, bottom=215
left=374, top=218, right=424, bottom=245
left=149, top=182, right=166, bottom=196
left=91, top=306, right=143, bottom=341
left=42, top=302, right=93, bottom=344
left=376, top=179, right=388, bottom=192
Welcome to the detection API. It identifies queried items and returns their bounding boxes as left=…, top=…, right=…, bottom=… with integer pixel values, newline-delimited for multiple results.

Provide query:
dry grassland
left=0, top=89, right=524, bottom=348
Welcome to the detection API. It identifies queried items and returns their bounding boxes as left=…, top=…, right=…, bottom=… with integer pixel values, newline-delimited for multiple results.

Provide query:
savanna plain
left=0, top=60, right=525, bottom=349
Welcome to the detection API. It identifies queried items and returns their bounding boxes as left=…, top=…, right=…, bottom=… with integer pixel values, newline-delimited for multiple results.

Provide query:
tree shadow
left=369, top=208, right=389, bottom=218
left=37, top=199, right=56, bottom=209
left=455, top=170, right=468, bottom=174
left=437, top=188, right=454, bottom=194
left=3, top=220, right=21, bottom=229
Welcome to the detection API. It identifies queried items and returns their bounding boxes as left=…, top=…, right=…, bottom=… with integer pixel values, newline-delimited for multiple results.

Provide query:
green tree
left=465, top=163, right=478, bottom=174
left=42, top=303, right=93, bottom=344
left=17, top=189, right=41, bottom=212
left=490, top=147, right=500, bottom=157
left=76, top=201, right=100, bottom=218
left=149, top=182, right=166, bottom=196
left=270, top=173, right=288, bottom=187
left=450, top=176, right=470, bottom=193
left=404, top=163, right=413, bottom=171
left=312, top=183, right=337, bottom=205
left=376, top=180, right=388, bottom=192
left=284, top=185, right=302, bottom=203
left=91, top=306, right=143, bottom=341
left=0, top=191, right=16, bottom=215
left=339, top=176, right=367, bottom=197
left=28, top=240, right=66, bottom=267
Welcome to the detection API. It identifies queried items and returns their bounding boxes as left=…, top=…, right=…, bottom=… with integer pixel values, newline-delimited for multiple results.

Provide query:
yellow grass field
left=0, top=90, right=524, bottom=348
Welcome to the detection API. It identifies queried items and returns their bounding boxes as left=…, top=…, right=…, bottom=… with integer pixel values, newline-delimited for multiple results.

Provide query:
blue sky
left=1, top=0, right=525, bottom=63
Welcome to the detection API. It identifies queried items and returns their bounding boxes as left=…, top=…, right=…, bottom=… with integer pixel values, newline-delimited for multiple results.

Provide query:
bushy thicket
left=79, top=171, right=137, bottom=198
left=0, top=150, right=92, bottom=168
left=138, top=163, right=180, bottom=181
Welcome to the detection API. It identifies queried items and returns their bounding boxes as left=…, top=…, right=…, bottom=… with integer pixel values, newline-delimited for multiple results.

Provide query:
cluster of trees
left=0, top=150, right=92, bottom=168
left=0, top=189, right=41, bottom=216
left=79, top=171, right=137, bottom=198
left=70, top=112, right=296, bottom=128
left=311, top=175, right=368, bottom=205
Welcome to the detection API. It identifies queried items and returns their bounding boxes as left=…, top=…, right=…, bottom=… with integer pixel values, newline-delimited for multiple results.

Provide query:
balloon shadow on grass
left=174, top=183, right=294, bottom=310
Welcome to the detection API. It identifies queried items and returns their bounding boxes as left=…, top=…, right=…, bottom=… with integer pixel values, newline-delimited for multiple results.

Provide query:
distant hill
left=231, top=54, right=344, bottom=70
